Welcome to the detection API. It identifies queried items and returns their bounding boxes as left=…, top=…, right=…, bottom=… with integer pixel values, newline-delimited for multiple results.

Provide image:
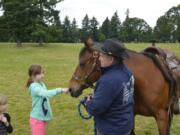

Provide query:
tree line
left=0, top=0, right=179, bottom=46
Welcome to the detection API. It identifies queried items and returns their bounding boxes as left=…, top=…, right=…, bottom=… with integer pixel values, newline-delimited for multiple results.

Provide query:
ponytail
left=26, top=64, right=42, bottom=88
left=26, top=77, right=34, bottom=88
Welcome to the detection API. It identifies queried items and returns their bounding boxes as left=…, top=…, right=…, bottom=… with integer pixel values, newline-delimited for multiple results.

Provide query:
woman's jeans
left=97, top=129, right=131, bottom=135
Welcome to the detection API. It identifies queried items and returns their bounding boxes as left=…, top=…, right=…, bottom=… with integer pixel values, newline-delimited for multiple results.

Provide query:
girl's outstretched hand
left=61, top=88, right=69, bottom=94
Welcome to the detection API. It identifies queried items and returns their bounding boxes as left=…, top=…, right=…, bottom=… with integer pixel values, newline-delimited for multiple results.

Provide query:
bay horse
left=68, top=42, right=180, bottom=135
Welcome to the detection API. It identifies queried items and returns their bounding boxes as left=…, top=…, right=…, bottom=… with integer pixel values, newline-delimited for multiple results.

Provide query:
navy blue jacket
left=86, top=64, right=134, bottom=135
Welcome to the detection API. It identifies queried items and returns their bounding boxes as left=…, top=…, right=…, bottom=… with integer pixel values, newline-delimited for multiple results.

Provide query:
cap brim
left=92, top=43, right=106, bottom=54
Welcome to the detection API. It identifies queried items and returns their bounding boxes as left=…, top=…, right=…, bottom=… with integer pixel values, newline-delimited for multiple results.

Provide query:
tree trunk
left=39, top=37, right=43, bottom=46
left=16, top=38, right=22, bottom=47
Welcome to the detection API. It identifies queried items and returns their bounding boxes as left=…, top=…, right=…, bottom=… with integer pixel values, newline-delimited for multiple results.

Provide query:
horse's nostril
left=69, top=88, right=72, bottom=92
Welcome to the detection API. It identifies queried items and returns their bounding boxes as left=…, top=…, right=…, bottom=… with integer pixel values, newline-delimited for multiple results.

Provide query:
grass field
left=0, top=43, right=180, bottom=135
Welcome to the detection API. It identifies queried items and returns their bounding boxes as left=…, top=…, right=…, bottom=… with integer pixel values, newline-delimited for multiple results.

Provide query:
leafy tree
left=154, top=16, right=171, bottom=42
left=154, top=4, right=180, bottom=42
left=176, top=22, right=180, bottom=42
left=121, top=17, right=152, bottom=42
left=166, top=4, right=180, bottom=42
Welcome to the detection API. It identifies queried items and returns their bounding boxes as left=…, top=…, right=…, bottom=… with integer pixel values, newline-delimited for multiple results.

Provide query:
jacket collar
left=101, top=64, right=123, bottom=74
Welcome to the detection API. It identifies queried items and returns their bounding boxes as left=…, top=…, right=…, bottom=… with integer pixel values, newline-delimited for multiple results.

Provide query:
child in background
left=27, top=64, right=69, bottom=135
left=0, top=95, right=13, bottom=135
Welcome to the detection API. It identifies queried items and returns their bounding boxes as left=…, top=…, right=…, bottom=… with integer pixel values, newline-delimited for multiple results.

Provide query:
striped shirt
left=0, top=113, right=13, bottom=135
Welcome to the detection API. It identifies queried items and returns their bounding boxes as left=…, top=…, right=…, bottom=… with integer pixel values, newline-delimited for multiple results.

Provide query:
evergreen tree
left=101, top=17, right=111, bottom=38
left=71, top=18, right=79, bottom=42
left=81, top=14, right=91, bottom=41
left=30, top=0, right=63, bottom=45
left=90, top=17, right=99, bottom=41
left=110, top=11, right=121, bottom=39
left=0, top=2, right=179, bottom=43
left=62, top=16, right=72, bottom=42
left=0, top=0, right=32, bottom=46
left=0, top=0, right=63, bottom=45
left=0, top=15, right=9, bottom=41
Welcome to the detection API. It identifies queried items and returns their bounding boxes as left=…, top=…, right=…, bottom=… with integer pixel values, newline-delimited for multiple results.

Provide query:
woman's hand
left=87, top=95, right=93, bottom=102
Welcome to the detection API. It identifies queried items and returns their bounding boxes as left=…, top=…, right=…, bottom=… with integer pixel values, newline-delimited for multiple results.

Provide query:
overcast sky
left=57, top=0, right=179, bottom=28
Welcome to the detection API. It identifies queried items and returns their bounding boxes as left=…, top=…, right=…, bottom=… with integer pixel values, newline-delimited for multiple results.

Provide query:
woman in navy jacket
left=86, top=39, right=134, bottom=135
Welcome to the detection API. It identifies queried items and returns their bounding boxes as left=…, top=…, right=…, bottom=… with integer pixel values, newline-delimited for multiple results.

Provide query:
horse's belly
left=134, top=100, right=154, bottom=116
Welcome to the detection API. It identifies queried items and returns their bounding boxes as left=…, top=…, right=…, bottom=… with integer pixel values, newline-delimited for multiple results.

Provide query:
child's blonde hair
left=0, top=95, right=7, bottom=105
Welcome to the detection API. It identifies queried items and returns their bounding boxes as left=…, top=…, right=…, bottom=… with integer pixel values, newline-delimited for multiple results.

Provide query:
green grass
left=0, top=43, right=180, bottom=135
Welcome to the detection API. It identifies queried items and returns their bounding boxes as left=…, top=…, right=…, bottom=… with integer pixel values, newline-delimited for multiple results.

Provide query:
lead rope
left=77, top=94, right=97, bottom=135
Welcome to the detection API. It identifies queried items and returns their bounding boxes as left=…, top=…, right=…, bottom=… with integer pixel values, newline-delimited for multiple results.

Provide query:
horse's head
left=69, top=40, right=101, bottom=97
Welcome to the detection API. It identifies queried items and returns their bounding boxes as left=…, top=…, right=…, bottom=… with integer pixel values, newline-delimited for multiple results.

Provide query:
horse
left=68, top=42, right=180, bottom=135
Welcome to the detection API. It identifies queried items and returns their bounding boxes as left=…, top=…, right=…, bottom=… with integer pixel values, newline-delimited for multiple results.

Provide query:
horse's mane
left=79, top=46, right=140, bottom=60
left=79, top=47, right=87, bottom=59
left=126, top=48, right=140, bottom=54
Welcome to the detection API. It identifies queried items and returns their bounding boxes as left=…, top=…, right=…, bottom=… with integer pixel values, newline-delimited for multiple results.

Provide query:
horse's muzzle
left=69, top=88, right=82, bottom=97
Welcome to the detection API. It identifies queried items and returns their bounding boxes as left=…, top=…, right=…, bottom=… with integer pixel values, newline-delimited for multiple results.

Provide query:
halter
left=72, top=52, right=100, bottom=89
left=73, top=52, right=100, bottom=135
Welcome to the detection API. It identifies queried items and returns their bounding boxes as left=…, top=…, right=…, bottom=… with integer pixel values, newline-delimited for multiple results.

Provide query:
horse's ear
left=84, top=42, right=93, bottom=51
left=84, top=37, right=94, bottom=51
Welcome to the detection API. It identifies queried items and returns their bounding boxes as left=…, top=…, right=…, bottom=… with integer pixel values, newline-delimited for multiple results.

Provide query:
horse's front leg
left=156, top=109, right=170, bottom=135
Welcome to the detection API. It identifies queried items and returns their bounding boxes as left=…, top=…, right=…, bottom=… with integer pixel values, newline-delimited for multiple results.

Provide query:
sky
left=57, top=0, right=180, bottom=28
